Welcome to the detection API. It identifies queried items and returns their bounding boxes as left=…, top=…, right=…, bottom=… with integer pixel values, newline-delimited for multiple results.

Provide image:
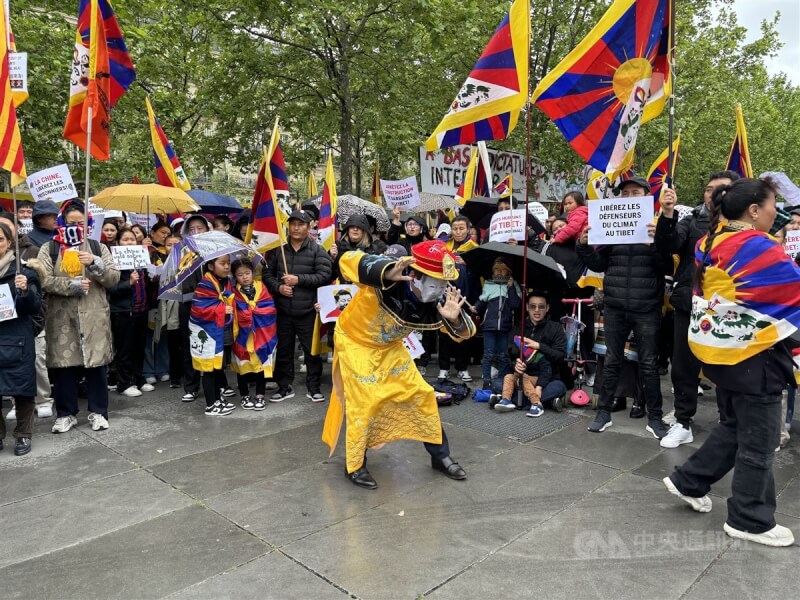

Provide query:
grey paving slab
left=429, top=473, right=730, bottom=600
left=167, top=551, right=349, bottom=600
left=531, top=417, right=663, bottom=470
left=683, top=515, right=800, bottom=600
left=149, top=422, right=327, bottom=499
left=0, top=505, right=268, bottom=600
left=777, top=475, right=800, bottom=519
left=0, top=429, right=135, bottom=506
left=282, top=443, right=617, bottom=599
left=207, top=425, right=518, bottom=547
left=0, top=469, right=192, bottom=569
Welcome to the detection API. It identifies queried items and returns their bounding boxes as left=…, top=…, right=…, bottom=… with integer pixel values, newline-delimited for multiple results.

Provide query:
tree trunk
left=338, top=61, right=353, bottom=194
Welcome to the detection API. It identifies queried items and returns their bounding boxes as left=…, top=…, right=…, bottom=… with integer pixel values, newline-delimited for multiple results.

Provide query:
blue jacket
left=475, top=281, right=520, bottom=332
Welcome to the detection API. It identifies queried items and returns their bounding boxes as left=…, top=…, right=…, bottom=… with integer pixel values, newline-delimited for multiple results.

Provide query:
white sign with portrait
left=317, top=284, right=359, bottom=324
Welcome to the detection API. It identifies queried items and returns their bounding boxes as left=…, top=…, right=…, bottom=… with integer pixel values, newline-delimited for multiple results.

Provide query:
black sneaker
left=253, top=395, right=266, bottom=411
left=551, top=396, right=564, bottom=413
left=646, top=419, right=669, bottom=440
left=588, top=411, right=613, bottom=433
left=610, top=397, right=627, bottom=412
left=629, top=403, right=646, bottom=419
left=270, top=387, right=295, bottom=402
left=241, top=396, right=256, bottom=410
left=205, top=400, right=234, bottom=416
left=169, top=381, right=181, bottom=389
left=181, top=391, right=198, bottom=403
left=306, top=391, right=325, bottom=403
left=221, top=387, right=236, bottom=398
left=14, top=437, right=31, bottom=456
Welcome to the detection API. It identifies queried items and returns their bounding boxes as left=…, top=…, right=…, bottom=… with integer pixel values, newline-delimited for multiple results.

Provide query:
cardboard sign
left=110, top=245, right=151, bottom=270
left=402, top=331, right=425, bottom=359
left=8, top=52, right=27, bottom=93
left=588, top=197, right=654, bottom=245
left=0, top=283, right=16, bottom=322
left=380, top=177, right=420, bottom=211
left=784, top=230, right=800, bottom=258
left=317, top=284, right=359, bottom=324
left=488, top=209, right=527, bottom=242
left=26, top=164, right=77, bottom=204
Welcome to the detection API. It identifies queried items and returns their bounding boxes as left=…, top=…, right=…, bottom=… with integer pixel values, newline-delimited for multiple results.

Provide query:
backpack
left=432, top=379, right=470, bottom=406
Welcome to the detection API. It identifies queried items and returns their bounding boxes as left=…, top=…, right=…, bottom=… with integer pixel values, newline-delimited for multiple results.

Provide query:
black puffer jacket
left=654, top=205, right=709, bottom=313
left=264, top=237, right=332, bottom=316
left=576, top=242, right=667, bottom=313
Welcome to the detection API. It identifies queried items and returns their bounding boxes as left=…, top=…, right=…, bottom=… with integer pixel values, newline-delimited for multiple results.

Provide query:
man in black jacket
left=264, top=210, right=332, bottom=402
left=654, top=170, right=739, bottom=448
left=577, top=177, right=669, bottom=439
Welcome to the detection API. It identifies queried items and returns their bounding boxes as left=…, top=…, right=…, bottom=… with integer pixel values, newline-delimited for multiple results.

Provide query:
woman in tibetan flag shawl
left=321, top=241, right=477, bottom=490
left=190, top=256, right=235, bottom=415
left=230, top=258, right=277, bottom=410
left=666, top=178, right=800, bottom=547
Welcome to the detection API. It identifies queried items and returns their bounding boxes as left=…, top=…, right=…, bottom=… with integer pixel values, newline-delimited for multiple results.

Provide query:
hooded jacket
left=333, top=214, right=381, bottom=282
left=387, top=215, right=428, bottom=252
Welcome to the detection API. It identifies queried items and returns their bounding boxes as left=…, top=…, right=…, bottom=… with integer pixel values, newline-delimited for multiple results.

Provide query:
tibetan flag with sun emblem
left=425, top=0, right=529, bottom=151
left=319, top=152, right=338, bottom=251
left=647, top=134, right=680, bottom=211
left=532, top=0, right=672, bottom=174
left=689, top=228, right=800, bottom=365
left=725, top=103, right=753, bottom=178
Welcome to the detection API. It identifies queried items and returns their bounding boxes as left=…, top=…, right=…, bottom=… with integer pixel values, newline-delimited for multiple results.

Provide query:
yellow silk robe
left=322, top=251, right=476, bottom=473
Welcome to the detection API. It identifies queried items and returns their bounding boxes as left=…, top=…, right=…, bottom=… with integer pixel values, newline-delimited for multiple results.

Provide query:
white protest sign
left=17, top=219, right=32, bottom=236
left=87, top=200, right=105, bottom=242
left=130, top=213, right=158, bottom=229
left=528, top=201, right=548, bottom=228
left=317, top=284, right=359, bottom=324
left=785, top=230, right=800, bottom=258
left=0, top=283, right=17, bottom=322
left=488, top=209, right=527, bottom=242
left=588, top=197, right=654, bottom=245
left=403, top=331, right=425, bottom=359
left=9, top=52, right=27, bottom=93
left=110, top=245, right=151, bottom=270
left=26, top=164, right=77, bottom=203
left=380, top=177, right=420, bottom=211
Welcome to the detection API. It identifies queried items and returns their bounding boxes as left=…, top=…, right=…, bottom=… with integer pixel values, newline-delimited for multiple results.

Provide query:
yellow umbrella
left=91, top=183, right=200, bottom=214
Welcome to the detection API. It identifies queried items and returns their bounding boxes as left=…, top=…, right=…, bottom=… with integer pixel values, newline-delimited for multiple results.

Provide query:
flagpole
left=11, top=184, right=19, bottom=270
left=666, top=0, right=676, bottom=187
left=83, top=105, right=93, bottom=257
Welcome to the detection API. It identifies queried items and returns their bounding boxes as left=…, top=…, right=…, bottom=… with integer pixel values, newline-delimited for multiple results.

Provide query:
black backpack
left=433, top=379, right=470, bottom=406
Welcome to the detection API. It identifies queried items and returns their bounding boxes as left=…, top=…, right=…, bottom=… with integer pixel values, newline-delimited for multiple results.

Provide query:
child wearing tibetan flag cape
left=190, top=255, right=236, bottom=417
left=231, top=259, right=277, bottom=411
left=664, top=178, right=800, bottom=548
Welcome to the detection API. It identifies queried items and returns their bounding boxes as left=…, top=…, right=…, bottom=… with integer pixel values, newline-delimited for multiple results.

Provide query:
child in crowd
left=475, top=258, right=521, bottom=389
left=551, top=191, right=587, bottom=244
left=146, top=232, right=181, bottom=387
left=231, top=259, right=278, bottom=411
left=190, top=254, right=236, bottom=416
left=108, top=228, right=151, bottom=397
left=493, top=338, right=552, bottom=417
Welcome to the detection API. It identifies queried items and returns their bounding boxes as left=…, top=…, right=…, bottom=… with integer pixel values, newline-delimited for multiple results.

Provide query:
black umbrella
left=459, top=197, right=498, bottom=227
left=461, top=241, right=567, bottom=292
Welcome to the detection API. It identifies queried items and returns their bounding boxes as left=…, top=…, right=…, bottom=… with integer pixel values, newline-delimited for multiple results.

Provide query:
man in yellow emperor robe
left=322, top=240, right=477, bottom=489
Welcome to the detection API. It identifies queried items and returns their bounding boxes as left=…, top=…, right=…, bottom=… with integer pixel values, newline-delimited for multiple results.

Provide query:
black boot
left=629, top=403, right=646, bottom=419
left=431, top=456, right=467, bottom=480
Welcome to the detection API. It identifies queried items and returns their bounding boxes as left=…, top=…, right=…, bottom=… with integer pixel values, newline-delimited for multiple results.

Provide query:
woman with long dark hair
left=663, top=178, right=800, bottom=547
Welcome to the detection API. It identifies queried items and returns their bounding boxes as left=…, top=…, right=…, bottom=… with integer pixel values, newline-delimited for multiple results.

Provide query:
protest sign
left=380, top=177, right=420, bottom=211
left=403, top=332, right=425, bottom=359
left=488, top=209, right=527, bottom=242
left=9, top=52, right=27, bottom=93
left=785, top=230, right=800, bottom=258
left=87, top=200, right=105, bottom=242
left=0, top=284, right=17, bottom=322
left=317, top=284, right=358, bottom=324
left=130, top=213, right=159, bottom=229
left=528, top=201, right=548, bottom=228
left=588, top=197, right=654, bottom=245
left=26, top=164, right=77, bottom=204
left=111, top=245, right=151, bottom=270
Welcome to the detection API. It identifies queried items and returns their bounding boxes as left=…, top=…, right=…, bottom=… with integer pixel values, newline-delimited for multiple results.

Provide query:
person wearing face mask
left=322, top=240, right=476, bottom=489
left=15, top=199, right=34, bottom=236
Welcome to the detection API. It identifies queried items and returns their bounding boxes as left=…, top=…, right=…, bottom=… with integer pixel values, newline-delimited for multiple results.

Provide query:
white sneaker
left=299, top=364, right=307, bottom=373
left=140, top=383, right=155, bottom=392
left=662, top=477, right=712, bottom=513
left=698, top=385, right=704, bottom=397
left=120, top=386, right=142, bottom=397
left=37, top=405, right=53, bottom=418
left=458, top=370, right=473, bottom=382
left=145, top=376, right=157, bottom=384
left=159, top=374, right=171, bottom=382
left=6, top=407, right=16, bottom=420
left=660, top=423, right=694, bottom=448
left=52, top=415, right=78, bottom=433
left=723, top=523, right=795, bottom=547
left=437, top=369, right=448, bottom=380
left=88, top=412, right=109, bottom=431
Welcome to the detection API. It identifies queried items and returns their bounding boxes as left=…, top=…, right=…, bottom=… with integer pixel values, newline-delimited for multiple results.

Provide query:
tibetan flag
left=63, top=0, right=136, bottom=161
left=370, top=161, right=380, bottom=204
left=146, top=97, right=190, bottom=190
left=425, top=0, right=529, bottom=151
left=0, top=1, right=25, bottom=186
left=454, top=146, right=478, bottom=205
left=306, top=170, right=317, bottom=199
left=268, top=122, right=289, bottom=198
left=319, top=152, right=338, bottom=251
left=310, top=313, right=332, bottom=356
left=6, top=9, right=27, bottom=107
left=647, top=134, right=680, bottom=211
left=532, top=0, right=672, bottom=174
left=725, top=103, right=753, bottom=178
left=454, top=141, right=492, bottom=204
left=494, top=174, right=513, bottom=198
left=246, top=143, right=283, bottom=253
left=586, top=162, right=634, bottom=200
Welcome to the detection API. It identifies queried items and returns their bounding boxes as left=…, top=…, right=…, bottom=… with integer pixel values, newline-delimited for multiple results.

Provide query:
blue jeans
left=518, top=379, right=568, bottom=409
left=143, top=328, right=169, bottom=379
left=482, top=330, right=510, bottom=383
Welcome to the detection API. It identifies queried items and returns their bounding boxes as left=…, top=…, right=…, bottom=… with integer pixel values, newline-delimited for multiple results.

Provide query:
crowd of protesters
left=2, top=172, right=798, bottom=547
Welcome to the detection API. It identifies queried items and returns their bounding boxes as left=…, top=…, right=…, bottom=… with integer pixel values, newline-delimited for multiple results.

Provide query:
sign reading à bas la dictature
left=588, top=197, right=654, bottom=245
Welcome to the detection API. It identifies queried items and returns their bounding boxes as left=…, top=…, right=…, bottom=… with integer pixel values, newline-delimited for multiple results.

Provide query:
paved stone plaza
left=1, top=371, right=798, bottom=599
